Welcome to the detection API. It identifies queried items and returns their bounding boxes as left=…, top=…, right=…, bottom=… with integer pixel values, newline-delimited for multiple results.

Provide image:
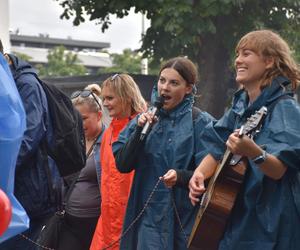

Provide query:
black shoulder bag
left=36, top=174, right=78, bottom=250
left=36, top=136, right=100, bottom=249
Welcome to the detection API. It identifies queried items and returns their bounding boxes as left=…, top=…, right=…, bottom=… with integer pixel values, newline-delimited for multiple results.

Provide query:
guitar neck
left=212, top=149, right=233, bottom=183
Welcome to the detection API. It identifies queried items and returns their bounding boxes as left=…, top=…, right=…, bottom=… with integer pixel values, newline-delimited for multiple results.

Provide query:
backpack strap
left=40, top=140, right=57, bottom=205
left=190, top=106, right=202, bottom=169
left=62, top=174, right=80, bottom=210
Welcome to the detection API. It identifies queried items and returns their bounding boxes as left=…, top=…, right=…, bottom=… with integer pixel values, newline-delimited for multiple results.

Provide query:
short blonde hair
left=236, top=30, right=300, bottom=90
left=102, top=74, right=147, bottom=115
left=85, top=84, right=102, bottom=96
left=72, top=83, right=103, bottom=113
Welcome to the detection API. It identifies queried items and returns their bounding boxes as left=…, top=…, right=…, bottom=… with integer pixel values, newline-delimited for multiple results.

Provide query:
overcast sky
left=9, top=0, right=150, bottom=53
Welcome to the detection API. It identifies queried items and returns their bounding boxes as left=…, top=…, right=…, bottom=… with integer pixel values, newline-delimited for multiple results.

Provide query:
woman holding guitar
left=189, top=30, right=300, bottom=250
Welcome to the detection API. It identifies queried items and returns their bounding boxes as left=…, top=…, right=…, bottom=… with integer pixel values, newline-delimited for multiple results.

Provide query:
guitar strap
left=191, top=106, right=202, bottom=161
left=192, top=106, right=202, bottom=120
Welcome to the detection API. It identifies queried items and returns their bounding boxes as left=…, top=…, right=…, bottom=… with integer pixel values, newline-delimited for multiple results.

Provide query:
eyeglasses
left=71, top=90, right=102, bottom=110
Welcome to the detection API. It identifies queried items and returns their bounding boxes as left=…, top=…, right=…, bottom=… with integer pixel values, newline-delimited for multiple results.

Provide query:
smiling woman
left=189, top=30, right=300, bottom=250
left=90, top=73, right=146, bottom=250
left=235, top=49, right=273, bottom=92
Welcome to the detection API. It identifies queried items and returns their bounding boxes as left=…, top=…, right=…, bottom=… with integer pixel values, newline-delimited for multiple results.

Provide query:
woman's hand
left=189, top=171, right=206, bottom=206
left=160, top=169, right=177, bottom=188
left=188, top=154, right=218, bottom=206
left=227, top=130, right=287, bottom=180
left=137, top=110, right=158, bottom=127
left=226, top=129, right=261, bottom=159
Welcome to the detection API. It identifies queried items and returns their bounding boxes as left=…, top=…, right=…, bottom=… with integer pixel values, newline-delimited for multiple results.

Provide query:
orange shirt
left=90, top=117, right=135, bottom=250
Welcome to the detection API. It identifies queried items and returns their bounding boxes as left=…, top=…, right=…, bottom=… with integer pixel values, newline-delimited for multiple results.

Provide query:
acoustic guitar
left=188, top=106, right=268, bottom=250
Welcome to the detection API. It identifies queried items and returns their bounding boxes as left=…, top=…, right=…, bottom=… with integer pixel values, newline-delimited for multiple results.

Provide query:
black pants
left=57, top=213, right=99, bottom=250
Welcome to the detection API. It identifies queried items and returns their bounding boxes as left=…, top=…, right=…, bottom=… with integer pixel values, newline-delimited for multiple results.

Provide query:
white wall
left=0, top=0, right=10, bottom=52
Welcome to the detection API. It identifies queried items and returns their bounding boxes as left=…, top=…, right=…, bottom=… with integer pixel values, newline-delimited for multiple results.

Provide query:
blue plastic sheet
left=0, top=54, right=29, bottom=243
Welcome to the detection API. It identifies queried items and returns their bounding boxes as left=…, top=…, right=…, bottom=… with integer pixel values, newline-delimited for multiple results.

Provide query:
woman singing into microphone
left=113, top=57, right=214, bottom=249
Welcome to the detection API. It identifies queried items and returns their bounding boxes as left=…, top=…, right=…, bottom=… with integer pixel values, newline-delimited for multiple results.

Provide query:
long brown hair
left=236, top=30, right=300, bottom=91
left=159, top=57, right=198, bottom=86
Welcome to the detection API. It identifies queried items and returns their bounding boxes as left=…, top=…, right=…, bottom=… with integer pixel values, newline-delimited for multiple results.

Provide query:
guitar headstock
left=241, top=106, right=268, bottom=137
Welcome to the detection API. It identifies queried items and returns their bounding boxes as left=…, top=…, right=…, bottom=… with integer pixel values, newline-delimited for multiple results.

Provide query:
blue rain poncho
left=0, top=54, right=28, bottom=243
left=200, top=76, right=300, bottom=250
left=113, top=89, right=214, bottom=250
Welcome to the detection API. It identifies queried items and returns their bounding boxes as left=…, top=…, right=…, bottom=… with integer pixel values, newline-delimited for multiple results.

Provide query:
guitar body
left=188, top=106, right=267, bottom=250
left=188, top=161, right=247, bottom=250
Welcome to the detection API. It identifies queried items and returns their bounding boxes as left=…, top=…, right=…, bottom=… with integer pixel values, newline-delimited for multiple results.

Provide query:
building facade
left=0, top=0, right=10, bottom=52
left=10, top=34, right=113, bottom=74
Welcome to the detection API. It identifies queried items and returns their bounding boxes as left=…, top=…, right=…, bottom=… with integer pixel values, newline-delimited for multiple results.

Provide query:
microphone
left=140, top=96, right=165, bottom=141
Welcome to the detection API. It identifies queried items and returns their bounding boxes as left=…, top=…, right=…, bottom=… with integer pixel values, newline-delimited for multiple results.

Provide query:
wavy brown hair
left=236, top=30, right=300, bottom=91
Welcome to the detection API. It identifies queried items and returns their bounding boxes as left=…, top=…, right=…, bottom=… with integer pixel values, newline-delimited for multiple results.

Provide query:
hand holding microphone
left=139, top=96, right=165, bottom=141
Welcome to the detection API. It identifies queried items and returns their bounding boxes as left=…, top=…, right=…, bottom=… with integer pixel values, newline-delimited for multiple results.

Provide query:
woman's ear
left=265, top=56, right=275, bottom=69
left=97, top=111, right=102, bottom=121
left=185, top=84, right=193, bottom=95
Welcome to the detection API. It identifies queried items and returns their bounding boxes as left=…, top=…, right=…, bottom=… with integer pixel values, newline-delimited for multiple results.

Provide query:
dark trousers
left=57, top=212, right=99, bottom=250
left=0, top=215, right=52, bottom=250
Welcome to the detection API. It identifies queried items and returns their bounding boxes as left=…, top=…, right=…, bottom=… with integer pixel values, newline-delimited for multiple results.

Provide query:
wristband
left=251, top=150, right=267, bottom=164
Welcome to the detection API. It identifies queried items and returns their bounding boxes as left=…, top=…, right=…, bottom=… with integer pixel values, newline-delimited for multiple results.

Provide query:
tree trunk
left=195, top=33, right=236, bottom=119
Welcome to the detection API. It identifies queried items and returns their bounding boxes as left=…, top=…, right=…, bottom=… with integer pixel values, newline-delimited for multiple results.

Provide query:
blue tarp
left=0, top=54, right=29, bottom=243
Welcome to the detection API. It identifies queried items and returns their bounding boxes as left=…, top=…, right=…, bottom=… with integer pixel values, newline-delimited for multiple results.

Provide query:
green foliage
left=56, top=0, right=300, bottom=63
left=37, top=45, right=87, bottom=77
left=56, top=0, right=300, bottom=117
left=280, top=20, right=300, bottom=63
left=98, top=48, right=142, bottom=74
left=98, top=48, right=160, bottom=75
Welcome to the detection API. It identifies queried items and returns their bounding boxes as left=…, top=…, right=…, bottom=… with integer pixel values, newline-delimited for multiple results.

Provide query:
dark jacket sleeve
left=175, top=169, right=194, bottom=188
left=16, top=76, right=48, bottom=168
left=114, top=126, right=144, bottom=173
